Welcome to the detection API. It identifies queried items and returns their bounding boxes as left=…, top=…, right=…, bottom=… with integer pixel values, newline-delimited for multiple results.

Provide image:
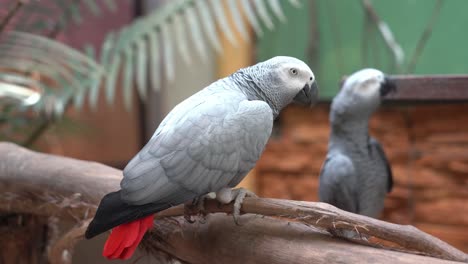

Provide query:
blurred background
left=1, top=0, right=467, bottom=262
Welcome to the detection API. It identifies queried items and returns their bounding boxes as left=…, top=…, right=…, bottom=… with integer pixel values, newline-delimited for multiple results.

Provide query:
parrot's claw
left=185, top=188, right=257, bottom=225
left=183, top=201, right=196, bottom=223
left=215, top=187, right=257, bottom=225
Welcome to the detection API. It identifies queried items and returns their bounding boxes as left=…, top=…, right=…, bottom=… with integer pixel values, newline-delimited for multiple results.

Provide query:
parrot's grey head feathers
left=230, top=56, right=318, bottom=117
left=331, top=68, right=396, bottom=122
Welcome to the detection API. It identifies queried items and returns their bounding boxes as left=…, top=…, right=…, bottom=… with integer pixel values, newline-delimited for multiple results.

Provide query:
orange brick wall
left=256, top=103, right=468, bottom=252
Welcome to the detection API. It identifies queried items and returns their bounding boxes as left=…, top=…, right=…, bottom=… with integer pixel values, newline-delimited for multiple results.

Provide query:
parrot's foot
left=215, top=187, right=257, bottom=225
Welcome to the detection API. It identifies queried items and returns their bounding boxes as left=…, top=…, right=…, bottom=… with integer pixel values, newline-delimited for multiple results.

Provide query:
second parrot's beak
left=380, top=76, right=397, bottom=97
left=293, top=81, right=319, bottom=107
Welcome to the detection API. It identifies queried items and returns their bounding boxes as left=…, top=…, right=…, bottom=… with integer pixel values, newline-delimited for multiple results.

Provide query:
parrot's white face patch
left=250, top=56, right=317, bottom=109
left=354, top=79, right=381, bottom=100
left=277, top=61, right=315, bottom=93
left=343, top=68, right=385, bottom=101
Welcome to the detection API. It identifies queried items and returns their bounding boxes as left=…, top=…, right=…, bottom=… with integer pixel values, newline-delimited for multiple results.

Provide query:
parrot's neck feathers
left=330, top=119, right=370, bottom=149
left=229, top=69, right=280, bottom=117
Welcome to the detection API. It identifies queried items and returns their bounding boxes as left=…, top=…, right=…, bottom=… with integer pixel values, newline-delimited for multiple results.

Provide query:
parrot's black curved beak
left=380, top=76, right=397, bottom=97
left=293, top=82, right=319, bottom=106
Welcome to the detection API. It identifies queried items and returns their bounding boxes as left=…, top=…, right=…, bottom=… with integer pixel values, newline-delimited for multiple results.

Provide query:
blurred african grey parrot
left=85, top=56, right=318, bottom=260
left=319, top=68, right=395, bottom=218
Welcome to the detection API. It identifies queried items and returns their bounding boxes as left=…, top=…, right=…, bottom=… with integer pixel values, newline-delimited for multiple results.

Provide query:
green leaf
left=148, top=29, right=161, bottom=91
left=100, top=32, right=116, bottom=66
left=196, top=0, right=222, bottom=53
left=54, top=96, right=66, bottom=117
left=69, top=2, right=83, bottom=24
left=105, top=55, right=121, bottom=105
left=252, top=0, right=274, bottom=31
left=173, top=13, right=192, bottom=65
left=240, top=0, right=264, bottom=37
left=209, top=0, right=237, bottom=46
left=105, top=29, right=131, bottom=104
left=135, top=37, right=148, bottom=99
left=83, top=0, right=101, bottom=16
left=184, top=4, right=208, bottom=62
left=267, top=0, right=287, bottom=23
left=103, top=0, right=117, bottom=12
left=0, top=31, right=102, bottom=116
left=122, top=49, right=134, bottom=111
left=227, top=0, right=250, bottom=42
left=83, top=44, right=96, bottom=60
left=85, top=43, right=103, bottom=110
left=288, top=0, right=302, bottom=8
left=72, top=88, right=86, bottom=111
left=5, top=32, right=103, bottom=71
left=160, top=22, right=175, bottom=82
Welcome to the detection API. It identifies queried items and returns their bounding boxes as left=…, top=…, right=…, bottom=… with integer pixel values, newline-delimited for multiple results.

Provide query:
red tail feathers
left=102, top=215, right=154, bottom=260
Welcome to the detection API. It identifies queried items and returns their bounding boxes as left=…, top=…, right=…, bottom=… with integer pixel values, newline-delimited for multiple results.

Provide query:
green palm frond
left=99, top=0, right=300, bottom=110
left=3, top=0, right=116, bottom=34
left=0, top=31, right=104, bottom=116
left=1, top=0, right=301, bottom=116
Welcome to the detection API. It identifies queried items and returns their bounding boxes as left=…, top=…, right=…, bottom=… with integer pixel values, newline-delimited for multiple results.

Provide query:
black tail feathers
left=85, top=191, right=169, bottom=239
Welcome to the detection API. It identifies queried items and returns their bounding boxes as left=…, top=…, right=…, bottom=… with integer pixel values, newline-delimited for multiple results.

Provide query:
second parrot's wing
left=369, top=137, right=393, bottom=192
left=319, top=153, right=359, bottom=213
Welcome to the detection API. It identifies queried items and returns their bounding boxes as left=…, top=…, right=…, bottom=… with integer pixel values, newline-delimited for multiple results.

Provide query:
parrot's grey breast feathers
left=319, top=153, right=359, bottom=212
left=121, top=87, right=273, bottom=205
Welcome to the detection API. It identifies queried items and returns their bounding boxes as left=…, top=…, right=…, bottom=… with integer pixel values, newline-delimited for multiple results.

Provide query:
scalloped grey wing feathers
left=120, top=89, right=273, bottom=206
left=369, top=137, right=393, bottom=193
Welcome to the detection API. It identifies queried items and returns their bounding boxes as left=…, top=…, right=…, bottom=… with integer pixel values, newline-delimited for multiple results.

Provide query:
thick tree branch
left=160, top=198, right=468, bottom=262
left=0, top=142, right=120, bottom=221
left=146, top=214, right=463, bottom=264
left=0, top=142, right=466, bottom=263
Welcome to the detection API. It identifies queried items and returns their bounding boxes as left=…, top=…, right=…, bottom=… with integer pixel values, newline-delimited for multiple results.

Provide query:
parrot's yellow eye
left=289, top=68, right=298, bottom=76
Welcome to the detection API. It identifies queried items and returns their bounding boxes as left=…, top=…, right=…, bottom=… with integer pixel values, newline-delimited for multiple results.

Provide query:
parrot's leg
left=194, top=192, right=216, bottom=212
left=184, top=192, right=216, bottom=223
left=215, top=187, right=257, bottom=225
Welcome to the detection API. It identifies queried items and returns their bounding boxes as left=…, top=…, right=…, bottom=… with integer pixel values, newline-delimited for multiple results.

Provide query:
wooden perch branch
left=0, top=142, right=467, bottom=264
left=0, top=142, right=120, bottom=220
left=160, top=198, right=468, bottom=262
left=147, top=214, right=464, bottom=264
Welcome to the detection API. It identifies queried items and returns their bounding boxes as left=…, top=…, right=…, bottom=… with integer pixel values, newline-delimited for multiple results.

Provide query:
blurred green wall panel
left=257, top=0, right=468, bottom=99
left=256, top=0, right=311, bottom=66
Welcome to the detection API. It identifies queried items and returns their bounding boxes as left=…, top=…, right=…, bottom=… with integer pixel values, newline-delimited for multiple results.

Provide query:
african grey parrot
left=319, top=68, right=395, bottom=218
left=85, top=56, right=318, bottom=260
